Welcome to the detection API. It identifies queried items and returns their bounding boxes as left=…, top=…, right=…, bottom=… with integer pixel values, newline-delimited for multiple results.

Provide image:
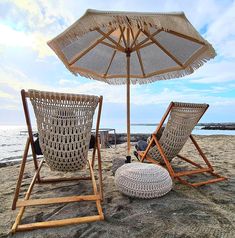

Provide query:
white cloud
left=188, top=60, right=235, bottom=84
left=0, top=65, right=52, bottom=109
left=205, top=1, right=235, bottom=58
left=0, top=23, right=54, bottom=57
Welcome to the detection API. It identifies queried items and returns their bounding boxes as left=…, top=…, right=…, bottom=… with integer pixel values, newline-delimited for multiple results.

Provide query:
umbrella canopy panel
left=48, top=9, right=216, bottom=157
left=48, top=9, right=216, bottom=85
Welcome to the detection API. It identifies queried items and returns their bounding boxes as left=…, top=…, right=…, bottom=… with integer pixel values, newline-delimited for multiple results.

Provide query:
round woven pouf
left=115, top=163, right=172, bottom=199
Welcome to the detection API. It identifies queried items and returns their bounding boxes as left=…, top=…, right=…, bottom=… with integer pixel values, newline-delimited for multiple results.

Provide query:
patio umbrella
left=47, top=9, right=216, bottom=160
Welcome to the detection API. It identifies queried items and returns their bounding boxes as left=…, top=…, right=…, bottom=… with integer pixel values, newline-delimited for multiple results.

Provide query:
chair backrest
left=28, top=90, right=100, bottom=172
left=148, top=102, right=208, bottom=163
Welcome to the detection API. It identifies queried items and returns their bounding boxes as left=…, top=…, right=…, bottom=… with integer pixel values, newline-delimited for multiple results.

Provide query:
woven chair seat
left=115, top=163, right=172, bottom=199
left=28, top=90, right=99, bottom=172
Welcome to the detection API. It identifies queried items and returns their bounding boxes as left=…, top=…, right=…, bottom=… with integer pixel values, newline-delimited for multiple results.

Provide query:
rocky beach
left=0, top=135, right=234, bottom=238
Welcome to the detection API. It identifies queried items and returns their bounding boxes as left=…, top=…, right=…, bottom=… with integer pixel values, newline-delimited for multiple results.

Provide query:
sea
left=0, top=125, right=234, bottom=164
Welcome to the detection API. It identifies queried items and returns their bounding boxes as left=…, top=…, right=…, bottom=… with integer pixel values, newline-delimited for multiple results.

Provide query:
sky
left=0, top=0, right=235, bottom=131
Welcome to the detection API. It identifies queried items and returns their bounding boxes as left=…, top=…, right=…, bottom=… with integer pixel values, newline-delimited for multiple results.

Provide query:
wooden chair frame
left=138, top=102, right=227, bottom=187
left=11, top=90, right=104, bottom=233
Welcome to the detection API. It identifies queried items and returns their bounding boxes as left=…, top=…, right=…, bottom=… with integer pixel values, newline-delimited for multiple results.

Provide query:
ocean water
left=0, top=125, right=234, bottom=164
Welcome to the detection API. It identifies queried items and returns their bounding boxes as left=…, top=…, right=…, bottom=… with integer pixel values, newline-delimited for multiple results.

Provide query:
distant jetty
left=131, top=123, right=235, bottom=130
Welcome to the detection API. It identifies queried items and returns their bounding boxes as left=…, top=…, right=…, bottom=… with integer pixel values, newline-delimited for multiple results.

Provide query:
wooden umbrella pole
left=126, top=28, right=131, bottom=160
left=126, top=54, right=131, bottom=157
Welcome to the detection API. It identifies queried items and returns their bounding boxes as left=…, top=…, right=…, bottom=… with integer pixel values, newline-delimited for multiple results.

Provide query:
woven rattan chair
left=11, top=89, right=104, bottom=233
left=137, top=102, right=226, bottom=187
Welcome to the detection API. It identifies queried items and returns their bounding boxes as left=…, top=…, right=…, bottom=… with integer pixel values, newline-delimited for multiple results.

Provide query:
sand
left=0, top=135, right=234, bottom=238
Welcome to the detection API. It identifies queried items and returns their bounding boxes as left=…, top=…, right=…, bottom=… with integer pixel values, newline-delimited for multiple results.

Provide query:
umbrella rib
left=168, top=30, right=206, bottom=45
left=130, top=29, right=141, bottom=49
left=142, top=29, right=184, bottom=68
left=130, top=28, right=146, bottom=77
left=68, top=28, right=116, bottom=66
left=183, top=45, right=208, bottom=68
left=137, top=41, right=154, bottom=50
left=104, top=34, right=123, bottom=77
left=131, top=29, right=162, bottom=52
left=100, top=41, right=121, bottom=51
left=146, top=66, right=183, bottom=78
left=119, top=26, right=127, bottom=48
left=96, top=28, right=126, bottom=52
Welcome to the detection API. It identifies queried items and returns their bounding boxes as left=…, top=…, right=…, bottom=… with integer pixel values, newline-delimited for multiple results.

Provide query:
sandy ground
left=0, top=135, right=234, bottom=238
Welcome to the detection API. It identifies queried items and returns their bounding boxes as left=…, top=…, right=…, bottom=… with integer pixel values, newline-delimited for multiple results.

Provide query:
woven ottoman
left=115, top=163, right=172, bottom=199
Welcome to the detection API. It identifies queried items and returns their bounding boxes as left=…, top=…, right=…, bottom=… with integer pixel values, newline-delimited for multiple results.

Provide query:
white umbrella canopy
left=48, top=9, right=216, bottom=158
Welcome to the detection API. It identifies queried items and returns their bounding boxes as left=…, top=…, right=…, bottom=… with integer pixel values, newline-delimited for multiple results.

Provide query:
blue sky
left=0, top=0, right=235, bottom=131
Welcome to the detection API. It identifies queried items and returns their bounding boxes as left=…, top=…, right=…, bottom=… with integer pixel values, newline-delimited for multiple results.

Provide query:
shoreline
left=1, top=134, right=234, bottom=168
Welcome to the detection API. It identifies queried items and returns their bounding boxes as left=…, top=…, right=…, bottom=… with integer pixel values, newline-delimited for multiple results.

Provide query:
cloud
left=0, top=65, right=52, bottom=109
left=56, top=78, right=235, bottom=107
left=0, top=23, right=54, bottom=57
left=205, top=0, right=235, bottom=58
left=188, top=60, right=235, bottom=84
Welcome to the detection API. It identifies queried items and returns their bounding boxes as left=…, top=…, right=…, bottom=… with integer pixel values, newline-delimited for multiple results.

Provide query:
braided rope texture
left=148, top=102, right=208, bottom=164
left=28, top=90, right=99, bottom=172
left=115, top=163, right=172, bottom=199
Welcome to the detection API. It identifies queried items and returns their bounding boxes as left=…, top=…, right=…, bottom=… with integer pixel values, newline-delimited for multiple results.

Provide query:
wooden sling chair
left=11, top=89, right=104, bottom=233
left=137, top=102, right=226, bottom=187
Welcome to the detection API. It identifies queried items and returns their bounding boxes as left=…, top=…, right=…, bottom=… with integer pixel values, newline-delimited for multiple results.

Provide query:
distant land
left=131, top=123, right=235, bottom=130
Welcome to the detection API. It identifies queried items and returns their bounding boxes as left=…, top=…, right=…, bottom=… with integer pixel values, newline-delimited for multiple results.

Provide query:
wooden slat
left=175, top=168, right=211, bottom=177
left=192, top=177, right=226, bottom=187
left=16, top=215, right=102, bottom=232
left=16, top=195, right=99, bottom=207
left=11, top=159, right=44, bottom=233
left=40, top=176, right=92, bottom=183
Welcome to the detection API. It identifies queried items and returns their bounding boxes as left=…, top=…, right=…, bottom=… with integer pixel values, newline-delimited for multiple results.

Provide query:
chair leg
left=11, top=159, right=44, bottom=233
left=11, top=159, right=104, bottom=233
left=12, top=137, right=30, bottom=210
left=88, top=160, right=104, bottom=219
left=96, top=138, right=103, bottom=201
left=173, top=135, right=227, bottom=186
left=152, top=136, right=175, bottom=177
left=189, top=135, right=213, bottom=170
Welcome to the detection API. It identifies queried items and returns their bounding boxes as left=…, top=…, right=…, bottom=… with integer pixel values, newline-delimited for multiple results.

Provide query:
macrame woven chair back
left=148, top=102, right=208, bottom=163
left=28, top=90, right=99, bottom=172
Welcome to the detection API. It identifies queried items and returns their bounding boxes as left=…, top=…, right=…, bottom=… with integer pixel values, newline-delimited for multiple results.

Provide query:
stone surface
left=0, top=135, right=235, bottom=238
